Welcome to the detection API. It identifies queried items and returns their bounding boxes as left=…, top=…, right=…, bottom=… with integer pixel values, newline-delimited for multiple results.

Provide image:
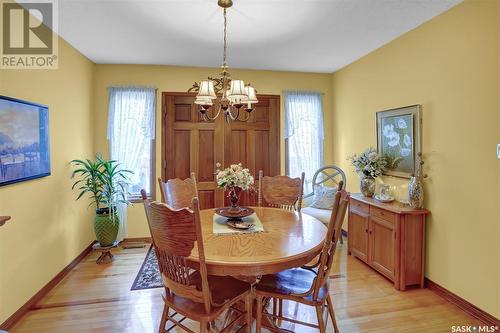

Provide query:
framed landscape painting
left=0, top=96, right=51, bottom=186
left=376, top=105, right=421, bottom=178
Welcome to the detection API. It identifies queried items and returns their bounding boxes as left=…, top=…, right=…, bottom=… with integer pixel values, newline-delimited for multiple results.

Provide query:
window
left=107, top=86, right=156, bottom=199
left=284, top=91, right=324, bottom=194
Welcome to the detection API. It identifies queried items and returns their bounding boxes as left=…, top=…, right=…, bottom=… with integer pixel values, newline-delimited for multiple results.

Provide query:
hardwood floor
left=10, top=241, right=480, bottom=332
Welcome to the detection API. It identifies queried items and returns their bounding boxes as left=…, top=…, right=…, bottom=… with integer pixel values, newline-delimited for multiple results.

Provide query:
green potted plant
left=71, top=154, right=133, bottom=246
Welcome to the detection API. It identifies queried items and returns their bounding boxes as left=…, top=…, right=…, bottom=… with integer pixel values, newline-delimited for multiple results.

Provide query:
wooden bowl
left=214, top=206, right=255, bottom=220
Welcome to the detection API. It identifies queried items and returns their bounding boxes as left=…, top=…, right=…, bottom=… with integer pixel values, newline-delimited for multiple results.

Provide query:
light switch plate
left=497, top=144, right=500, bottom=159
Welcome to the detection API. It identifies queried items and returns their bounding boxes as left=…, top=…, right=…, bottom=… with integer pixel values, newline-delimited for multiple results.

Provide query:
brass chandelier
left=188, top=0, right=258, bottom=122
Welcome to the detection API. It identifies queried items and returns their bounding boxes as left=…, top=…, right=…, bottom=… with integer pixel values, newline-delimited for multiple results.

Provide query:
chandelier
left=188, top=0, right=258, bottom=122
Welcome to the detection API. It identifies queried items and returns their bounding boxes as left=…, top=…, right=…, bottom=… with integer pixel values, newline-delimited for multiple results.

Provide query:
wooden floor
left=10, top=241, right=480, bottom=333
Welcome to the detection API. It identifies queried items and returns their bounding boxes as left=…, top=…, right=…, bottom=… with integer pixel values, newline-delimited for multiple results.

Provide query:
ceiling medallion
left=188, top=0, right=258, bottom=122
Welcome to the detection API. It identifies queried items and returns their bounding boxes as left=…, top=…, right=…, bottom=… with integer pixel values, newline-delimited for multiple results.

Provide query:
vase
left=360, top=176, right=376, bottom=197
left=94, top=207, right=119, bottom=247
left=227, top=187, right=242, bottom=213
left=408, top=176, right=424, bottom=209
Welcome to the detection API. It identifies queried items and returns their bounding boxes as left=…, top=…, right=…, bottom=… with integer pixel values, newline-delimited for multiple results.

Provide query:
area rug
left=131, top=245, right=163, bottom=290
left=132, top=245, right=345, bottom=291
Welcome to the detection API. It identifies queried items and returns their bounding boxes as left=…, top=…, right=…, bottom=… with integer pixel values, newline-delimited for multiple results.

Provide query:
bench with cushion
left=301, top=165, right=347, bottom=243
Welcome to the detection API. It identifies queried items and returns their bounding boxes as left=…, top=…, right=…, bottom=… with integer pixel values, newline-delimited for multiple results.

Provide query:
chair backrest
left=258, top=170, right=305, bottom=211
left=312, top=181, right=349, bottom=300
left=158, top=172, right=199, bottom=209
left=141, top=190, right=212, bottom=314
left=304, top=165, right=346, bottom=198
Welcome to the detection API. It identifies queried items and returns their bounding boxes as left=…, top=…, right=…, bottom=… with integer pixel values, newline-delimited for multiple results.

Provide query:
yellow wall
left=0, top=40, right=95, bottom=323
left=331, top=0, right=500, bottom=318
left=93, top=65, right=333, bottom=237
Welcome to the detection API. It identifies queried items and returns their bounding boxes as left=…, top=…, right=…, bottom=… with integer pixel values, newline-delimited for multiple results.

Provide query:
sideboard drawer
left=370, top=206, right=397, bottom=224
left=350, top=199, right=369, bottom=214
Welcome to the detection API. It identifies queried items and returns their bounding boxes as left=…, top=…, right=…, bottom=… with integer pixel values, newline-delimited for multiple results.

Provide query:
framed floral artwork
left=376, top=105, right=421, bottom=178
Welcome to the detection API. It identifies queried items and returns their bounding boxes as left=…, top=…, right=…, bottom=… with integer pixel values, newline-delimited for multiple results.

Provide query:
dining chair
left=257, top=170, right=305, bottom=212
left=158, top=172, right=198, bottom=209
left=255, top=185, right=349, bottom=333
left=141, top=190, right=253, bottom=333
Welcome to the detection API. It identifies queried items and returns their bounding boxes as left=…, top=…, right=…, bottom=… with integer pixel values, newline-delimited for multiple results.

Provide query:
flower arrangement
left=348, top=148, right=388, bottom=179
left=215, top=163, right=254, bottom=190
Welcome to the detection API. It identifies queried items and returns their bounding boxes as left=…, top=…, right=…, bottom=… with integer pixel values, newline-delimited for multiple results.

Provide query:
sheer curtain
left=107, top=86, right=156, bottom=241
left=284, top=91, right=324, bottom=194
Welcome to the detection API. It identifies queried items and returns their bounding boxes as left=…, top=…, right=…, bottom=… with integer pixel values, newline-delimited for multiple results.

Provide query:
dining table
left=181, top=206, right=328, bottom=332
left=187, top=206, right=328, bottom=278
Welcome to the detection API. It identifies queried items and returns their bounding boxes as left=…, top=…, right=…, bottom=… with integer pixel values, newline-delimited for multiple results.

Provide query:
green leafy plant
left=348, top=148, right=404, bottom=178
left=71, top=154, right=133, bottom=211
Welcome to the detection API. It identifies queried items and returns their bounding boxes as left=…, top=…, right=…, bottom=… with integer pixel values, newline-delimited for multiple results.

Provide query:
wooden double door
left=162, top=92, right=280, bottom=209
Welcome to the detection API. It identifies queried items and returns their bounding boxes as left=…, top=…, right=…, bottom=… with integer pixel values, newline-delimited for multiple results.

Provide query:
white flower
left=387, top=133, right=400, bottom=147
left=383, top=123, right=400, bottom=147
left=401, top=148, right=411, bottom=157
left=397, top=118, right=407, bottom=129
left=404, top=134, right=411, bottom=147
left=383, top=124, right=395, bottom=138
left=368, top=151, right=378, bottom=162
left=215, top=163, right=254, bottom=190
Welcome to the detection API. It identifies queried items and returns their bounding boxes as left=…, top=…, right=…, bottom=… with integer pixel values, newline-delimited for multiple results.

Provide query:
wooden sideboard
left=348, top=193, right=429, bottom=290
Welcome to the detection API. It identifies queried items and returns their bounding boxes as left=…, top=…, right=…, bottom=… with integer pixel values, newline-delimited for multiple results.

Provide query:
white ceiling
left=57, top=0, right=462, bottom=73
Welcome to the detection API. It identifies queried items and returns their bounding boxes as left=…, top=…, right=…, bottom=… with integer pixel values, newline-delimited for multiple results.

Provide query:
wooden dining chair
left=258, top=170, right=305, bottom=212
left=158, top=172, right=198, bottom=209
left=255, top=186, right=349, bottom=333
left=141, top=190, right=253, bottom=333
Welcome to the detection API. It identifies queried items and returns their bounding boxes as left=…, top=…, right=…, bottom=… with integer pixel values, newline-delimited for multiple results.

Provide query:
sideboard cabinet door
left=368, top=216, right=396, bottom=280
left=348, top=210, right=369, bottom=262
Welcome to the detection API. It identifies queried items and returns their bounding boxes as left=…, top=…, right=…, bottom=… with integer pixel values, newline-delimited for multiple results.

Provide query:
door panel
left=163, top=93, right=224, bottom=208
left=369, top=217, right=395, bottom=279
left=229, top=130, right=247, bottom=166
left=224, top=95, right=280, bottom=207
left=198, top=130, right=215, bottom=182
left=163, top=93, right=280, bottom=209
left=198, top=190, right=215, bottom=210
left=173, top=130, right=191, bottom=179
left=254, top=130, right=270, bottom=177
left=348, top=211, right=369, bottom=262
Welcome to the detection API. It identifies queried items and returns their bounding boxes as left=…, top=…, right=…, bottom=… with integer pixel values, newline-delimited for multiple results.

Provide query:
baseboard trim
left=425, top=278, right=499, bottom=327
left=0, top=240, right=96, bottom=330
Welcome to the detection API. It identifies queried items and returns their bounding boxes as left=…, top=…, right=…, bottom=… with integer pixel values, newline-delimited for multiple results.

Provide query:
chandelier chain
left=188, top=1, right=257, bottom=123
left=223, top=8, right=227, bottom=67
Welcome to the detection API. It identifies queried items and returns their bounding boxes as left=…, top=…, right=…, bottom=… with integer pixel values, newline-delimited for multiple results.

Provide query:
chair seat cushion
left=207, top=275, right=251, bottom=305
left=163, top=273, right=251, bottom=318
left=302, top=206, right=332, bottom=225
left=256, top=268, right=328, bottom=302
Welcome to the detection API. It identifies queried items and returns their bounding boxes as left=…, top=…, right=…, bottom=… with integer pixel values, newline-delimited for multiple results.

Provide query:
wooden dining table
left=187, top=206, right=328, bottom=278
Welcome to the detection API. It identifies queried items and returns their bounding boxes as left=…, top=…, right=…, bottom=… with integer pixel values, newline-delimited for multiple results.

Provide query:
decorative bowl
left=214, top=206, right=255, bottom=220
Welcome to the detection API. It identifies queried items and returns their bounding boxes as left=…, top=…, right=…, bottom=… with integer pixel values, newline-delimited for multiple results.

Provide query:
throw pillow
left=310, top=185, right=338, bottom=210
